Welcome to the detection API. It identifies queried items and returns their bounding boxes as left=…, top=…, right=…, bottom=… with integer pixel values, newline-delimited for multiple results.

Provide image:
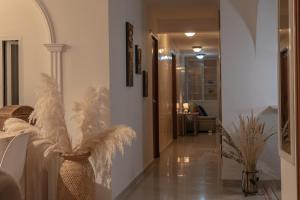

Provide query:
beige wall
left=0, top=0, right=50, bottom=106
left=108, top=0, right=156, bottom=198
left=281, top=159, right=297, bottom=199
left=158, top=34, right=174, bottom=152
left=41, top=1, right=111, bottom=198
left=221, top=0, right=279, bottom=181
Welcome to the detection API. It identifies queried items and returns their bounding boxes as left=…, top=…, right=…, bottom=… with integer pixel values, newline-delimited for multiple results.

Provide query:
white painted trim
left=44, top=44, right=65, bottom=97
left=34, top=0, right=56, bottom=43
left=160, top=139, right=173, bottom=153
left=115, top=159, right=155, bottom=200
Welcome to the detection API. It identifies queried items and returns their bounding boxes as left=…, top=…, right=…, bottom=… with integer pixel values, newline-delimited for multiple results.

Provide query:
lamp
left=183, top=103, right=189, bottom=113
left=185, top=32, right=196, bottom=37
left=192, top=46, right=202, bottom=53
left=196, top=53, right=206, bottom=60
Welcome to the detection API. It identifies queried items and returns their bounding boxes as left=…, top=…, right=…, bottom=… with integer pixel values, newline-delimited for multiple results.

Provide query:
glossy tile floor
left=117, top=134, right=273, bottom=200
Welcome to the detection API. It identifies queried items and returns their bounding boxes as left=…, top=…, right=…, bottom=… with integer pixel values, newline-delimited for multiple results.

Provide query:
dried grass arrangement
left=3, top=74, right=136, bottom=188
left=221, top=113, right=275, bottom=172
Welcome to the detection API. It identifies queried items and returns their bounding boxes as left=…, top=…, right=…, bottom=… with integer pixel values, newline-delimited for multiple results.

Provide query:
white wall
left=108, top=0, right=151, bottom=199
left=221, top=0, right=279, bottom=180
left=0, top=0, right=50, bottom=106
left=158, top=34, right=174, bottom=152
left=41, top=0, right=111, bottom=199
left=281, top=159, right=297, bottom=200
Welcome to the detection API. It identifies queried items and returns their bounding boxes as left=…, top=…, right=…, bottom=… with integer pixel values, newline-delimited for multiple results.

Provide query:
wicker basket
left=0, top=105, right=34, bottom=129
left=57, top=152, right=95, bottom=200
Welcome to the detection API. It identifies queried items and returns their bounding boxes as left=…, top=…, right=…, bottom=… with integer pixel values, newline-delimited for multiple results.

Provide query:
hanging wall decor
left=126, top=22, right=134, bottom=87
left=142, top=70, right=148, bottom=97
left=135, top=45, right=142, bottom=74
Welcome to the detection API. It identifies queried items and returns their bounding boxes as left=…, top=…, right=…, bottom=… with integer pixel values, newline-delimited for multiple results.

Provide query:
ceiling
left=148, top=0, right=220, bottom=56
left=147, top=0, right=220, bottom=33
left=167, top=32, right=220, bottom=57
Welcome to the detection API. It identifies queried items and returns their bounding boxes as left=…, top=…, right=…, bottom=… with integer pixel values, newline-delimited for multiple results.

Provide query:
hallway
left=117, top=135, right=268, bottom=200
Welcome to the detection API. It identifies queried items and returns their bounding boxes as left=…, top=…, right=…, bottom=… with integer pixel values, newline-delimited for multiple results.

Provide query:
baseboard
left=114, top=159, right=155, bottom=200
left=115, top=139, right=174, bottom=200
left=160, top=139, right=174, bottom=153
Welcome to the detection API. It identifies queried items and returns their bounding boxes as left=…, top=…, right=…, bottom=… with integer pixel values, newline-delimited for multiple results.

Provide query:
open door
left=296, top=0, right=300, bottom=198
left=152, top=36, right=160, bottom=158
left=172, top=54, right=178, bottom=139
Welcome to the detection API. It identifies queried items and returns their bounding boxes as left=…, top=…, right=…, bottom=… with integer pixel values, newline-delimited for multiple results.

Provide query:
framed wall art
left=126, top=22, right=134, bottom=87
left=135, top=45, right=142, bottom=74
left=142, top=70, right=148, bottom=97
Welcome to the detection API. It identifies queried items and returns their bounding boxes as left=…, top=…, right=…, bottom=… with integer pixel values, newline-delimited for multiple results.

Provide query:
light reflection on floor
left=117, top=135, right=269, bottom=200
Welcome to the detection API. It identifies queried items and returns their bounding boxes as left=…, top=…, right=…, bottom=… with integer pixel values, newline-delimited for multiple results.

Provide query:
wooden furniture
left=0, top=105, right=33, bottom=129
left=177, top=112, right=198, bottom=136
left=196, top=116, right=217, bottom=133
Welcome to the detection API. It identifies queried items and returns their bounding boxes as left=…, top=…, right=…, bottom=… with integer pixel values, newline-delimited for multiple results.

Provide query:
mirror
left=279, top=0, right=293, bottom=159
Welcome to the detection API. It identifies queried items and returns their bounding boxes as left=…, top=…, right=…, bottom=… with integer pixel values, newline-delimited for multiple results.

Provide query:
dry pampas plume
left=220, top=113, right=275, bottom=171
left=3, top=73, right=136, bottom=188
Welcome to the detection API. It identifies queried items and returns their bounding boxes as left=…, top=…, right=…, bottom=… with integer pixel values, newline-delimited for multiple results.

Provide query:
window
left=1, top=40, right=19, bottom=106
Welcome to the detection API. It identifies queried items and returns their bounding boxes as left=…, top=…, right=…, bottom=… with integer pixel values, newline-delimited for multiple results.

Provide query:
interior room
left=0, top=0, right=299, bottom=200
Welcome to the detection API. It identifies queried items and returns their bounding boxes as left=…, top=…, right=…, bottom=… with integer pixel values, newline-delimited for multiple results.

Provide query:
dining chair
left=0, top=132, right=30, bottom=183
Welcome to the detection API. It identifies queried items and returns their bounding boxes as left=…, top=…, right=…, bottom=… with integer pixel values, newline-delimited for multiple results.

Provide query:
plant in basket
left=3, top=74, right=136, bottom=200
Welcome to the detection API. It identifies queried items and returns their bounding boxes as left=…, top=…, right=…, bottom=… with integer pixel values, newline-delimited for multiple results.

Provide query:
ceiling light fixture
left=192, top=46, right=202, bottom=53
left=185, top=32, right=196, bottom=37
left=196, top=54, right=206, bottom=60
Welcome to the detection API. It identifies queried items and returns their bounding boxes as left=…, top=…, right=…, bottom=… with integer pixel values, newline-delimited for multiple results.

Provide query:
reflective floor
left=117, top=135, right=275, bottom=200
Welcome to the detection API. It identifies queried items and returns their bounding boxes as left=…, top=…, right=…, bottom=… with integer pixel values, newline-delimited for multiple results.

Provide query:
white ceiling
left=167, top=32, right=220, bottom=57
left=147, top=0, right=220, bottom=33
left=148, top=0, right=220, bottom=56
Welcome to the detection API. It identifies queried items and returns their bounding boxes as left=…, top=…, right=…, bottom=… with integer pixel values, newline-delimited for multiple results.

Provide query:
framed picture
left=135, top=45, right=142, bottom=74
left=278, top=0, right=296, bottom=164
left=142, top=70, right=148, bottom=97
left=126, top=22, right=134, bottom=87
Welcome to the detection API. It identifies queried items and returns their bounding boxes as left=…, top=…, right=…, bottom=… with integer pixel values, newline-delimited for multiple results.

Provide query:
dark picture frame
left=135, top=45, right=142, bottom=74
left=126, top=22, right=134, bottom=87
left=143, top=70, right=148, bottom=97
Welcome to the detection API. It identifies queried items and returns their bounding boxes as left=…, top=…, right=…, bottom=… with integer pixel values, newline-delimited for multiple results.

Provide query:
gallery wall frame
left=135, top=45, right=142, bottom=74
left=126, top=22, right=134, bottom=87
left=142, top=70, right=148, bottom=97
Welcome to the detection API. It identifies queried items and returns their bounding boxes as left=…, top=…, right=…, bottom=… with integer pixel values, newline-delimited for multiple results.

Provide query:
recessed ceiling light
left=185, top=32, right=196, bottom=37
left=192, top=46, right=202, bottom=53
left=196, top=54, right=206, bottom=60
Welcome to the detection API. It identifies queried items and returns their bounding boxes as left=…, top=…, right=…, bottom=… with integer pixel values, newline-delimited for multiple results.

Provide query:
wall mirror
left=278, top=0, right=296, bottom=164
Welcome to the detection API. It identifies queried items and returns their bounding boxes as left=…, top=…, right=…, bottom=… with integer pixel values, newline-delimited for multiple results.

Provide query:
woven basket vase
left=57, top=152, right=95, bottom=200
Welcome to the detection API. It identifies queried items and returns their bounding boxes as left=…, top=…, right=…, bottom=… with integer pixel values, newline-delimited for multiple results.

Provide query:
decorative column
left=44, top=44, right=65, bottom=95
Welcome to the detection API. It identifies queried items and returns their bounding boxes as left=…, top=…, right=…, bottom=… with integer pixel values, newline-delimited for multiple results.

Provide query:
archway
left=0, top=0, right=58, bottom=106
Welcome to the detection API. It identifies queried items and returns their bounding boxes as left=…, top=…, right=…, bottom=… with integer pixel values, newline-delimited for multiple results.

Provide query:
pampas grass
left=221, top=113, right=275, bottom=171
left=72, top=87, right=136, bottom=187
left=3, top=74, right=136, bottom=188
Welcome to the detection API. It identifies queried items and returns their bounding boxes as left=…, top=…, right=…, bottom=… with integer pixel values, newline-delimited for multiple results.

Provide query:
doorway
left=152, top=36, right=160, bottom=158
left=172, top=54, right=177, bottom=139
left=0, top=40, right=19, bottom=106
